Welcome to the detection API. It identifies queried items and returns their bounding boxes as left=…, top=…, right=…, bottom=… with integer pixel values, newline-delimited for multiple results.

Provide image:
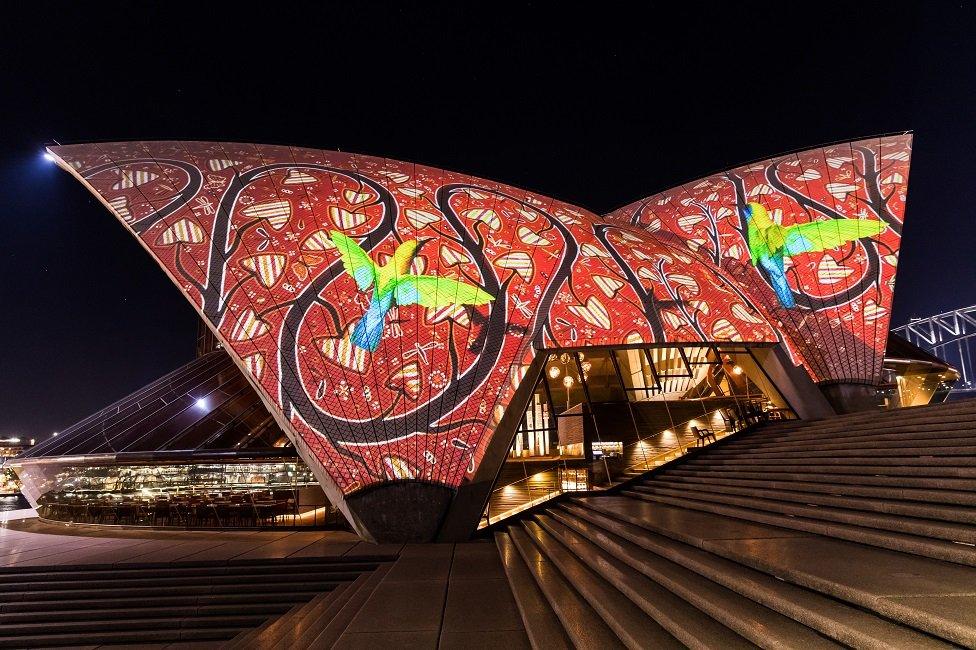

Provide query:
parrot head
left=389, top=238, right=430, bottom=274
left=741, top=201, right=774, bottom=229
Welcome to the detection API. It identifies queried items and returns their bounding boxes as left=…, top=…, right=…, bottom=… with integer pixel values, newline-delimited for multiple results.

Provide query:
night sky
left=2, top=1, right=974, bottom=440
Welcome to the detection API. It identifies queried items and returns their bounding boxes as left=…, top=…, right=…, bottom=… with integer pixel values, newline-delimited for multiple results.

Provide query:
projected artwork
left=49, top=135, right=908, bottom=503
left=604, top=134, right=909, bottom=384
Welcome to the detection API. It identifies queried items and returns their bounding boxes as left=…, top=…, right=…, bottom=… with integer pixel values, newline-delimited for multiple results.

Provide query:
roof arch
left=47, top=137, right=906, bottom=531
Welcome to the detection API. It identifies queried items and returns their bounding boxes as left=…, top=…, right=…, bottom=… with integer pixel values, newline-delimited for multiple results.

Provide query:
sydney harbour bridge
left=892, top=304, right=976, bottom=395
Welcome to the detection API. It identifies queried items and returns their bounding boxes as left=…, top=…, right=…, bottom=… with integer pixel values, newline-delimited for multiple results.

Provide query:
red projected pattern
left=605, top=134, right=910, bottom=384
left=49, top=139, right=904, bottom=497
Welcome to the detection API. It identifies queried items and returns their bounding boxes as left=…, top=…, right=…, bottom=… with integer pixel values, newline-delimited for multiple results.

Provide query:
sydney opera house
left=8, top=133, right=956, bottom=545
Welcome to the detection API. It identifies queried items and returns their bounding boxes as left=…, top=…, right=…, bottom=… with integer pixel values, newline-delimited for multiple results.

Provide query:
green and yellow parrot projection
left=330, top=231, right=495, bottom=351
left=741, top=202, right=886, bottom=309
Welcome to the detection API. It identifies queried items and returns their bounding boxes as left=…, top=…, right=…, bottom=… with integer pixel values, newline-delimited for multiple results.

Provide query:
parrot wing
left=745, top=210, right=763, bottom=266
left=329, top=231, right=377, bottom=290
left=783, top=219, right=886, bottom=256
left=394, top=275, right=494, bottom=309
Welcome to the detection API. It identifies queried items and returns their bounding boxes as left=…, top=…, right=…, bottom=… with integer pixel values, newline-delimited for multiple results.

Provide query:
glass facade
left=10, top=350, right=344, bottom=529
left=484, top=343, right=796, bottom=525
left=33, top=460, right=342, bottom=528
left=880, top=360, right=958, bottom=408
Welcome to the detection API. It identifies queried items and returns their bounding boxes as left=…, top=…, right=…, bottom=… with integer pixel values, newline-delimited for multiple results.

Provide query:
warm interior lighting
left=548, top=366, right=560, bottom=379
left=732, top=365, right=744, bottom=375
left=562, top=375, right=574, bottom=388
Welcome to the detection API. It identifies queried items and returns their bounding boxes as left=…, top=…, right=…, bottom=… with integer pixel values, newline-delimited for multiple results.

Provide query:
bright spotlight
left=195, top=398, right=208, bottom=409
left=43, top=152, right=55, bottom=162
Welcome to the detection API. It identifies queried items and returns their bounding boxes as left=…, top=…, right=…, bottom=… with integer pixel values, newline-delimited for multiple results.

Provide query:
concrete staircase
left=496, top=398, right=976, bottom=649
left=0, top=556, right=380, bottom=647
left=222, top=563, right=392, bottom=648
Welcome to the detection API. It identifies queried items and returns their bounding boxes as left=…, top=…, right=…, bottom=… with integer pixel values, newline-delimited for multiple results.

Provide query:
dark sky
left=1, top=1, right=974, bottom=440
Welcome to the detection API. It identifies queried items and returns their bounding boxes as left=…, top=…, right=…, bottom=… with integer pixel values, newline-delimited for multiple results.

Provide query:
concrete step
left=0, top=602, right=292, bottom=624
left=225, top=586, right=331, bottom=650
left=0, top=614, right=267, bottom=636
left=304, top=562, right=392, bottom=649
left=0, top=579, right=347, bottom=602
left=664, top=467, right=976, bottom=492
left=743, top=416, right=976, bottom=439
left=674, top=461, right=976, bottom=478
left=272, top=577, right=358, bottom=648
left=0, top=590, right=320, bottom=614
left=631, top=484, right=976, bottom=543
left=0, top=570, right=363, bottom=594
left=563, top=497, right=976, bottom=647
left=0, top=560, right=378, bottom=583
left=637, top=479, right=976, bottom=524
left=507, top=524, right=626, bottom=649
left=683, top=454, right=976, bottom=467
left=743, top=401, right=976, bottom=434
left=521, top=518, right=686, bottom=649
left=0, top=626, right=242, bottom=648
left=550, top=504, right=949, bottom=648
left=727, top=427, right=976, bottom=450
left=532, top=512, right=829, bottom=648
left=655, top=472, right=976, bottom=507
left=495, top=531, right=572, bottom=650
left=752, top=414, right=976, bottom=438
left=706, top=444, right=976, bottom=461
left=742, top=427, right=976, bottom=448
left=624, top=490, right=976, bottom=566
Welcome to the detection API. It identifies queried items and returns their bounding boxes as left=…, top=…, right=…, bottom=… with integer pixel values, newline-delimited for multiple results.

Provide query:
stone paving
left=0, top=509, right=529, bottom=649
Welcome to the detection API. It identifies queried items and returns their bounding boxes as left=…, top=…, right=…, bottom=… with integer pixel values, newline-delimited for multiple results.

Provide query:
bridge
left=892, top=304, right=976, bottom=393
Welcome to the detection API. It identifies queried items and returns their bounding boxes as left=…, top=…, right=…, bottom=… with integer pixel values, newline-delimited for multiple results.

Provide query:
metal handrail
left=617, top=410, right=731, bottom=475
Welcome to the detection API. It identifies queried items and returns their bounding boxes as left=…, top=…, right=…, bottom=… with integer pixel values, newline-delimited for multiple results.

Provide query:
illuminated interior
left=485, top=343, right=795, bottom=524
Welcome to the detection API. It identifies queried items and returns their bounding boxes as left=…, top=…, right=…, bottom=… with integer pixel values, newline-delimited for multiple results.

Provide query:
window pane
left=614, top=348, right=658, bottom=399
left=578, top=350, right=625, bottom=402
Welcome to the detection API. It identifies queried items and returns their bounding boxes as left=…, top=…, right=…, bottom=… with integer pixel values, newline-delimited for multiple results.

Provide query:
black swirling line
left=763, top=158, right=885, bottom=312
left=722, top=164, right=883, bottom=315
left=440, top=185, right=578, bottom=349
left=195, top=163, right=399, bottom=478
left=852, top=145, right=903, bottom=235
left=262, top=177, right=508, bottom=448
left=592, top=224, right=667, bottom=341
left=199, top=163, right=390, bottom=320
left=82, top=159, right=203, bottom=234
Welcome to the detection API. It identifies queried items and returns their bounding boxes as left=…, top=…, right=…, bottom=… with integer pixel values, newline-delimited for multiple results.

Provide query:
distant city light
left=52, top=431, right=59, bottom=437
